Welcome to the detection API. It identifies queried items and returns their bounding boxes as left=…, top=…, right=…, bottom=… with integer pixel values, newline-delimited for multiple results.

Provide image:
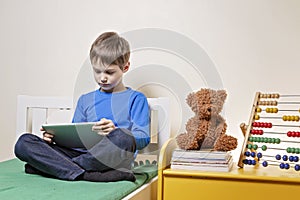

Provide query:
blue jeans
left=14, top=128, right=136, bottom=180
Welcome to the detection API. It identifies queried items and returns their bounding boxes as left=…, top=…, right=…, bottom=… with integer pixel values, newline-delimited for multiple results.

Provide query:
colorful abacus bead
left=295, top=164, right=300, bottom=171
left=282, top=115, right=300, bottom=121
left=244, top=151, right=250, bottom=157
left=257, top=152, right=262, bottom=158
left=286, top=147, right=300, bottom=154
left=282, top=155, right=288, bottom=161
left=261, top=145, right=267, bottom=151
left=250, top=129, right=264, bottom=135
left=279, top=163, right=285, bottom=169
left=275, top=154, right=281, bottom=160
left=250, top=152, right=256, bottom=157
left=294, top=156, right=299, bottom=162
left=265, top=107, right=278, bottom=113
left=287, top=131, right=300, bottom=137
left=262, top=161, right=268, bottom=167
left=258, top=100, right=278, bottom=106
left=243, top=159, right=256, bottom=165
left=260, top=93, right=280, bottom=98
left=284, top=163, right=290, bottom=169
left=255, top=107, right=262, bottom=113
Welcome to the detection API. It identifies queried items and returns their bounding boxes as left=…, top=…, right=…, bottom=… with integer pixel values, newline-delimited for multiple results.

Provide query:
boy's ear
left=123, top=61, right=130, bottom=73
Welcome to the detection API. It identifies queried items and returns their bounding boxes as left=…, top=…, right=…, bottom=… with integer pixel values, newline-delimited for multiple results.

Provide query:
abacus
left=238, top=92, right=300, bottom=171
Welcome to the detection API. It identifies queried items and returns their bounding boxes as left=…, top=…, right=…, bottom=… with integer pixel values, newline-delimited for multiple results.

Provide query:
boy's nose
left=101, top=78, right=107, bottom=83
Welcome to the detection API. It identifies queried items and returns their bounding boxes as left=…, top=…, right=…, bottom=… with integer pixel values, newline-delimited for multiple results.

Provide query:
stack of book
left=170, top=149, right=233, bottom=172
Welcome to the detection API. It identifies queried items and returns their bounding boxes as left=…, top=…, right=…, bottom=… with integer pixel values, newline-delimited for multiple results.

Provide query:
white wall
left=1, top=0, right=300, bottom=161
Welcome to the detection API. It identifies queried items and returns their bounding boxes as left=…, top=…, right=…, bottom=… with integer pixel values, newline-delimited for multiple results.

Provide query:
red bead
left=268, top=123, right=272, bottom=128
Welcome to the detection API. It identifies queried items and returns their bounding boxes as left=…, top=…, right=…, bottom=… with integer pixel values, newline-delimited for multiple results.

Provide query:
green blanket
left=0, top=159, right=157, bottom=200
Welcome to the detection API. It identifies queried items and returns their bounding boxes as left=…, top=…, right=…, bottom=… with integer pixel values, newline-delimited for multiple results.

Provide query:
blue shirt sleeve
left=130, top=94, right=150, bottom=150
left=72, top=95, right=88, bottom=123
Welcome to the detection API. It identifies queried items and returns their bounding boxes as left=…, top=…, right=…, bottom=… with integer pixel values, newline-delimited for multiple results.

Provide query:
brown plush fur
left=176, top=88, right=237, bottom=151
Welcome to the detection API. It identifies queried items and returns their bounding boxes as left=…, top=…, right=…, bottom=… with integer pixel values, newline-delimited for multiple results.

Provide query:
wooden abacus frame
left=238, top=92, right=261, bottom=168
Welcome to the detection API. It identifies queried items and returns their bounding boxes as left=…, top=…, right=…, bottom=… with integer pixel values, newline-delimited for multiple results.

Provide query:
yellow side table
left=161, top=164, right=300, bottom=200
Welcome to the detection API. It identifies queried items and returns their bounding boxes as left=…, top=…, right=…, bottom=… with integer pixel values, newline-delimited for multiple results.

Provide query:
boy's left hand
left=92, top=118, right=116, bottom=135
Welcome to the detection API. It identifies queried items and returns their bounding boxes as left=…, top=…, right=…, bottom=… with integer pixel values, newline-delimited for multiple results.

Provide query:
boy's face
left=92, top=62, right=130, bottom=93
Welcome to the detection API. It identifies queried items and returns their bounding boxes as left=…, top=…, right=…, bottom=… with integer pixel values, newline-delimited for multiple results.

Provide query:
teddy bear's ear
left=217, top=90, right=227, bottom=103
left=186, top=92, right=195, bottom=108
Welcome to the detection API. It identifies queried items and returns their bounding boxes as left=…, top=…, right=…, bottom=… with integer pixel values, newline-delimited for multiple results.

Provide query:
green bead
left=287, top=147, right=292, bottom=153
left=275, top=138, right=280, bottom=144
left=253, top=144, right=258, bottom=150
left=267, top=138, right=272, bottom=143
left=249, top=137, right=253, bottom=142
left=271, top=138, right=275, bottom=144
left=291, top=148, right=296, bottom=153
left=296, top=148, right=300, bottom=154
left=247, top=144, right=252, bottom=149
left=262, top=145, right=267, bottom=151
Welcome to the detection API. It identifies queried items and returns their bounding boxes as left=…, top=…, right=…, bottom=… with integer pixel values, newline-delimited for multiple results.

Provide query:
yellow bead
left=283, top=115, right=287, bottom=121
left=254, top=115, right=260, bottom=120
left=265, top=108, right=269, bottom=113
left=295, top=116, right=300, bottom=122
left=290, top=116, right=295, bottom=121
left=256, top=107, right=262, bottom=113
left=274, top=108, right=278, bottom=113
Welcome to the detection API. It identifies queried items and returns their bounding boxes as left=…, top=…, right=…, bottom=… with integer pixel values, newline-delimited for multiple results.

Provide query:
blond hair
left=90, top=32, right=130, bottom=69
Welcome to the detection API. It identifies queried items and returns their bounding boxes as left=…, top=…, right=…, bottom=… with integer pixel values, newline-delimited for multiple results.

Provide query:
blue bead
left=282, top=155, right=288, bottom=161
left=262, top=161, right=268, bottom=167
left=251, top=160, right=256, bottom=165
left=295, top=164, right=300, bottom=171
left=284, top=163, right=290, bottom=169
left=257, top=152, right=262, bottom=158
left=251, top=152, right=256, bottom=157
left=244, top=151, right=250, bottom=157
left=294, top=156, right=299, bottom=162
left=247, top=160, right=252, bottom=165
left=275, top=154, right=281, bottom=160
left=279, top=163, right=285, bottom=169
left=289, top=156, right=294, bottom=162
left=243, top=159, right=248, bottom=164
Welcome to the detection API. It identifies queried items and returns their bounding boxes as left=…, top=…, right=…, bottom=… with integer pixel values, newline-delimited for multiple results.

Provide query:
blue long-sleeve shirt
left=72, top=87, right=150, bottom=150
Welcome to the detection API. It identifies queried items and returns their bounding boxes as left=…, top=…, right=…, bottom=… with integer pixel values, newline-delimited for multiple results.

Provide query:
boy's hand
left=40, top=127, right=54, bottom=143
left=92, top=118, right=116, bottom=136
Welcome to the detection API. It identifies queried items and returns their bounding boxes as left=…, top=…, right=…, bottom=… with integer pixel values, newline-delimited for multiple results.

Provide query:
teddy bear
left=176, top=88, right=237, bottom=151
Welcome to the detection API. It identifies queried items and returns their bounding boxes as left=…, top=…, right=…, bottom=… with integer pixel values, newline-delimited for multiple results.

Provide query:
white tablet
left=42, top=122, right=103, bottom=149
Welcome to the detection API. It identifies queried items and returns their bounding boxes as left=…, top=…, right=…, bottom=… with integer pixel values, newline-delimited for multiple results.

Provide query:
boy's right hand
left=40, top=127, right=54, bottom=143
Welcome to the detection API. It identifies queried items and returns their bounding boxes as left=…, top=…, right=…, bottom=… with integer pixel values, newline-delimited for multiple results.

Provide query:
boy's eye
left=106, top=71, right=115, bottom=75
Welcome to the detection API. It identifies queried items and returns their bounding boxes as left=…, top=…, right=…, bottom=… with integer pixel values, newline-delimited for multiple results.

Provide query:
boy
left=14, top=32, right=150, bottom=182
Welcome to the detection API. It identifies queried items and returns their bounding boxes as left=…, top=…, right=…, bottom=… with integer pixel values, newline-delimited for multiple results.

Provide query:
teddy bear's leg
left=176, top=132, right=200, bottom=150
left=214, top=134, right=238, bottom=151
left=201, top=120, right=226, bottom=149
